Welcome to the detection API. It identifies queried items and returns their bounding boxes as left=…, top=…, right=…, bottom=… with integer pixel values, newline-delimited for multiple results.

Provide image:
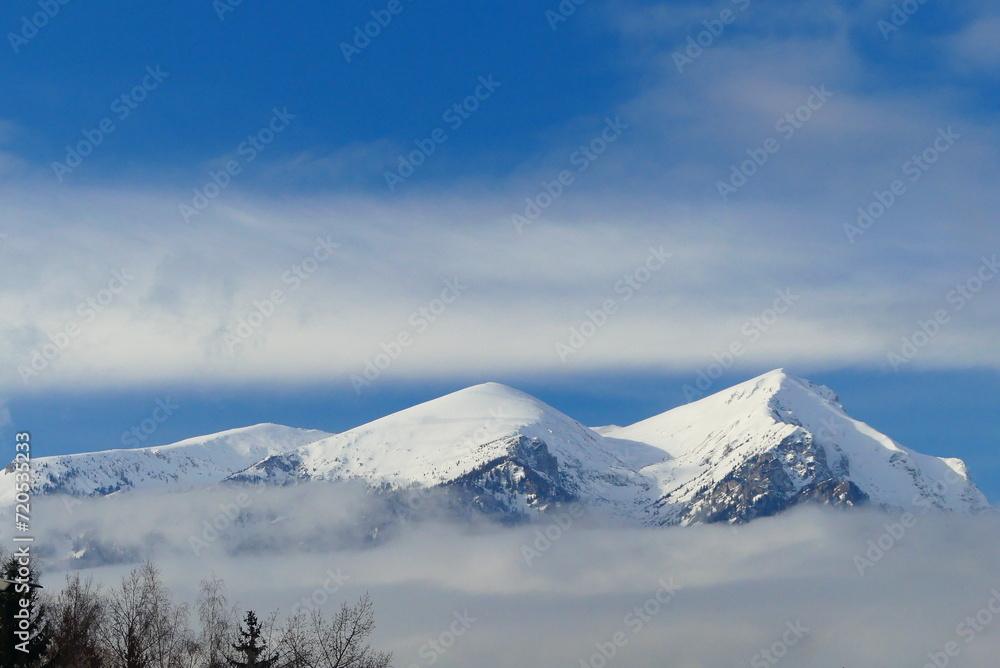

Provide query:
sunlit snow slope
left=231, top=383, right=658, bottom=518
left=607, top=369, right=989, bottom=523
left=0, top=423, right=333, bottom=504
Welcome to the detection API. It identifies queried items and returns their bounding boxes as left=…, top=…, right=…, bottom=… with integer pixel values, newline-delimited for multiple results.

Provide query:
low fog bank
left=14, top=484, right=1000, bottom=667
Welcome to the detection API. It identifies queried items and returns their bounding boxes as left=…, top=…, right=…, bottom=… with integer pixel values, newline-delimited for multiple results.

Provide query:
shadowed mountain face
left=612, top=369, right=988, bottom=524
left=670, top=433, right=869, bottom=525
left=3, top=371, right=989, bottom=526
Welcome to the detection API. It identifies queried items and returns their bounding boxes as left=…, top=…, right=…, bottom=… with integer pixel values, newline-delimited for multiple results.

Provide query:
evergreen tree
left=228, top=610, right=277, bottom=668
left=0, top=549, right=50, bottom=666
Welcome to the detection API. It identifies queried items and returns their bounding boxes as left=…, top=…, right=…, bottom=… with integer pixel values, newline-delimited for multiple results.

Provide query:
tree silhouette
left=0, top=549, right=50, bottom=666
left=228, top=610, right=277, bottom=668
left=198, top=575, right=236, bottom=668
left=97, top=560, right=191, bottom=668
left=45, top=572, right=103, bottom=668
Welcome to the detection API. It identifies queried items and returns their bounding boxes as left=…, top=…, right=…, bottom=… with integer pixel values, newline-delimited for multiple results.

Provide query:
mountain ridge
left=0, top=423, right=334, bottom=505
left=3, top=370, right=989, bottom=524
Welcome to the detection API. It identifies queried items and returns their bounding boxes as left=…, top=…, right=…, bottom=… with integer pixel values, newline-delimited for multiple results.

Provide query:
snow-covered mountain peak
left=232, top=381, right=643, bottom=493
left=608, top=369, right=843, bottom=456
left=366, top=381, right=553, bottom=433
left=713, top=368, right=841, bottom=410
left=604, top=369, right=988, bottom=522
left=151, top=422, right=329, bottom=458
left=297, top=381, right=573, bottom=467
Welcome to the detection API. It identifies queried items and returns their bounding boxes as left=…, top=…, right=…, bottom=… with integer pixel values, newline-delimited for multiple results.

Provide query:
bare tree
left=42, top=562, right=392, bottom=668
left=98, top=563, right=154, bottom=668
left=98, top=560, right=193, bottom=668
left=44, top=572, right=104, bottom=668
left=279, top=593, right=392, bottom=668
left=275, top=612, right=313, bottom=668
left=143, top=562, right=194, bottom=668
left=197, top=575, right=236, bottom=668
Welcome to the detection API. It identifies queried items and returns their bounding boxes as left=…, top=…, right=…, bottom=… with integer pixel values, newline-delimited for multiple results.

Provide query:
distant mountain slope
left=0, top=423, right=333, bottom=504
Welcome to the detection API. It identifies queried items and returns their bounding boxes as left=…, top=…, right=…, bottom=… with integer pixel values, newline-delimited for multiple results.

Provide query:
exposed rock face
left=447, top=436, right=577, bottom=516
left=677, top=434, right=870, bottom=525
left=796, top=479, right=868, bottom=508
left=228, top=451, right=304, bottom=485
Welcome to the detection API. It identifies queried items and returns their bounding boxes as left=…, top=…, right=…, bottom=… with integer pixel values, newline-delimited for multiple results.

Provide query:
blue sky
left=1, top=1, right=997, bottom=496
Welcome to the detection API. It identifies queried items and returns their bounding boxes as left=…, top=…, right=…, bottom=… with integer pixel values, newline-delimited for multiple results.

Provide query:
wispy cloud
left=20, top=486, right=1000, bottom=668
left=1, top=0, right=997, bottom=392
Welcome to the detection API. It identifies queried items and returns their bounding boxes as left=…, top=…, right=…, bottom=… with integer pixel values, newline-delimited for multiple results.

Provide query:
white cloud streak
left=1, top=1, right=998, bottom=392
